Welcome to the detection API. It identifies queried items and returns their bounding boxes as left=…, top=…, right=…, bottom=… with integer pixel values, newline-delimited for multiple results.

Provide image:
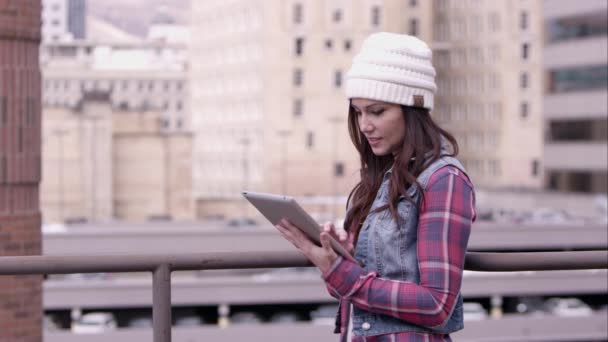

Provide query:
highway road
left=42, top=221, right=608, bottom=255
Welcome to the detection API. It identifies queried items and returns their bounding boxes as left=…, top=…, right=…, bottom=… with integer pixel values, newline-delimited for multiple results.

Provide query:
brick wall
left=0, top=1, right=43, bottom=342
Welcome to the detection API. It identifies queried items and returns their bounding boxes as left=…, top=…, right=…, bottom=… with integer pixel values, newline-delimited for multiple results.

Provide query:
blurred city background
left=0, top=0, right=607, bottom=341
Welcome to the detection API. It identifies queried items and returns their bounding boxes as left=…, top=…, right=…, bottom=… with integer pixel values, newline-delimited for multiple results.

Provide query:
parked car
left=310, top=304, right=338, bottom=326
left=227, top=217, right=257, bottom=227
left=230, top=311, right=263, bottom=325
left=126, top=315, right=152, bottom=329
left=462, top=302, right=488, bottom=321
left=43, top=314, right=62, bottom=331
left=544, top=297, right=593, bottom=317
left=511, top=296, right=545, bottom=315
left=269, top=311, right=300, bottom=324
left=174, top=315, right=204, bottom=327
left=71, top=312, right=117, bottom=334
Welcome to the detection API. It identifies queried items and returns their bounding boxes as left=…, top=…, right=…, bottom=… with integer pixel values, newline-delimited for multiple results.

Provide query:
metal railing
left=0, top=250, right=606, bottom=342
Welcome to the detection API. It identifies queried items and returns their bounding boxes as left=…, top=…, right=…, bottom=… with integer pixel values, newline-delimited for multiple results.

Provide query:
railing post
left=153, top=264, right=171, bottom=342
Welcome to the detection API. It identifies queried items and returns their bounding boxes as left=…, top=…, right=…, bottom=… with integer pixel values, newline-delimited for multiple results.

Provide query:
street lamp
left=276, top=130, right=292, bottom=195
left=52, top=128, right=69, bottom=223
left=239, top=136, right=250, bottom=218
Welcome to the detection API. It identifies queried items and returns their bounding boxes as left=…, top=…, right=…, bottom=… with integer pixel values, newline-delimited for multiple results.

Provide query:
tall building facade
left=0, top=1, right=43, bottom=342
left=42, top=0, right=86, bottom=43
left=67, top=0, right=86, bottom=40
left=40, top=42, right=194, bottom=223
left=542, top=0, right=608, bottom=194
left=190, top=0, right=544, bottom=219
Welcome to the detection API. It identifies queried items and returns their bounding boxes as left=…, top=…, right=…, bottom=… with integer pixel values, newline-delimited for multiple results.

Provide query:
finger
left=320, top=232, right=337, bottom=257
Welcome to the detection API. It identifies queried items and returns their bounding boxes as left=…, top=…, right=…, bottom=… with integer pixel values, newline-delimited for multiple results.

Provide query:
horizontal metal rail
left=0, top=250, right=606, bottom=342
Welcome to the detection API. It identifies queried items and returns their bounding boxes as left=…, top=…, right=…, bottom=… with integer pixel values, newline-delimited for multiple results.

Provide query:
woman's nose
left=359, top=116, right=373, bottom=133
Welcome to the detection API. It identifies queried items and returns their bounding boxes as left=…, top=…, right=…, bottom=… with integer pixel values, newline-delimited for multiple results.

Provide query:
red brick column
left=0, top=1, right=43, bottom=341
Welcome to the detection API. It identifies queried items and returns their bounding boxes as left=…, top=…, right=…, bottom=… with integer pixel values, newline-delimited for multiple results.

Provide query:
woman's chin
left=370, top=146, right=390, bottom=156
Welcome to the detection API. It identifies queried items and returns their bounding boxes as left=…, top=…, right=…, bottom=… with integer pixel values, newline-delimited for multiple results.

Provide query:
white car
left=544, top=297, right=593, bottom=317
left=71, top=312, right=117, bottom=334
left=310, top=304, right=339, bottom=326
left=463, top=302, right=488, bottom=321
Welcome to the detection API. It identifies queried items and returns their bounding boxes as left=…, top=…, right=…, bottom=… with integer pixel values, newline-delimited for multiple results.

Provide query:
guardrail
left=1, top=250, right=607, bottom=342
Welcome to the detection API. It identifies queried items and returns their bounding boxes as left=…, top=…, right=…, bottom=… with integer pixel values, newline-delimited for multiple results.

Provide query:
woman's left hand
left=275, top=219, right=339, bottom=274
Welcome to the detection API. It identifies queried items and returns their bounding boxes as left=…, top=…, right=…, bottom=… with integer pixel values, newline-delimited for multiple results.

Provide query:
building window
left=549, top=119, right=608, bottom=142
left=371, top=6, right=381, bottom=27
left=522, top=43, right=530, bottom=60
left=548, top=64, right=608, bottom=93
left=307, top=131, right=314, bottom=148
left=293, top=68, right=303, bottom=87
left=531, top=159, right=539, bottom=177
left=344, top=39, right=352, bottom=51
left=295, top=37, right=305, bottom=56
left=332, top=9, right=342, bottom=23
left=335, top=162, right=345, bottom=177
left=325, top=39, right=333, bottom=50
left=489, top=12, right=501, bottom=32
left=0, top=97, right=7, bottom=125
left=520, top=101, right=529, bottom=118
left=520, top=72, right=528, bottom=89
left=520, top=11, right=528, bottom=30
left=547, top=12, right=608, bottom=43
left=409, top=0, right=418, bottom=7
left=409, top=18, right=418, bottom=36
left=293, top=3, right=303, bottom=24
left=489, top=160, right=501, bottom=176
left=293, top=99, right=303, bottom=117
left=334, top=70, right=342, bottom=88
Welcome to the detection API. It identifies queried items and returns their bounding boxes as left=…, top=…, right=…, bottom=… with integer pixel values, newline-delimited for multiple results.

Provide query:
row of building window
left=465, top=158, right=540, bottom=179
left=547, top=12, right=607, bottom=43
left=44, top=79, right=185, bottom=93
left=293, top=69, right=343, bottom=89
left=461, top=158, right=503, bottom=177
left=292, top=3, right=384, bottom=27
left=294, top=37, right=353, bottom=56
left=547, top=119, right=608, bottom=142
left=547, top=64, right=608, bottom=93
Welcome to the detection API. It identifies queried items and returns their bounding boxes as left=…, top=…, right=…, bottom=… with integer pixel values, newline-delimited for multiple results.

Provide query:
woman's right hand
left=320, top=222, right=354, bottom=254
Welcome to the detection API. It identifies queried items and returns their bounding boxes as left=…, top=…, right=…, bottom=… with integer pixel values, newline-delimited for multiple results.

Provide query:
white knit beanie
left=345, top=32, right=437, bottom=110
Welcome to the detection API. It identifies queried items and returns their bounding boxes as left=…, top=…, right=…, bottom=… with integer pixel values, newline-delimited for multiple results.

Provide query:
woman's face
left=351, top=98, right=406, bottom=156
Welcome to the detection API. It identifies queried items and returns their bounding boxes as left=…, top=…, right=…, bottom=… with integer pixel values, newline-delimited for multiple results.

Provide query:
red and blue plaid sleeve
left=323, top=166, right=476, bottom=328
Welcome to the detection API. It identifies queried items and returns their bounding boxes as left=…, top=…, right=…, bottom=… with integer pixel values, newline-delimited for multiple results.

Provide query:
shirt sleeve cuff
left=322, top=256, right=366, bottom=297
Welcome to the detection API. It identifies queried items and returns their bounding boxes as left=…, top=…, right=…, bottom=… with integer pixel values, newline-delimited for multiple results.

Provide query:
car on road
left=230, top=311, right=263, bottom=325
left=310, top=304, right=339, bottom=326
left=71, top=312, right=117, bottom=334
left=126, top=315, right=153, bottom=329
left=463, top=302, right=488, bottom=321
left=544, top=297, right=593, bottom=317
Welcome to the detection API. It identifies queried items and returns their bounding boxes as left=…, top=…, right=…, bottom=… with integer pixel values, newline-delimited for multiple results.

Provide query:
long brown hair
left=344, top=103, right=459, bottom=244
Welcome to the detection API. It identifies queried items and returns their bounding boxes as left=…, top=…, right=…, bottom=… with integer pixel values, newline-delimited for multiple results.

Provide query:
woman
left=276, top=32, right=476, bottom=341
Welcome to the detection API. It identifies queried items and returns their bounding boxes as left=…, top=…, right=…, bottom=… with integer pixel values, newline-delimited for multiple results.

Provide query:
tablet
left=242, top=191, right=356, bottom=262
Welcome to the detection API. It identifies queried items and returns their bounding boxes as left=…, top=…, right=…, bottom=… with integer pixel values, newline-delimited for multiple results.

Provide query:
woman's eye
left=371, top=109, right=385, bottom=115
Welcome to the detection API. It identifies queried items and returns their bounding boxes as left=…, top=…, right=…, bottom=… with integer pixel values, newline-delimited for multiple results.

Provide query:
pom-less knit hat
left=345, top=32, right=437, bottom=110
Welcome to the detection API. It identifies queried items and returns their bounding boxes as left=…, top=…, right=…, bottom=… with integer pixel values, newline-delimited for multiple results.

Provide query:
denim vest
left=350, top=155, right=468, bottom=337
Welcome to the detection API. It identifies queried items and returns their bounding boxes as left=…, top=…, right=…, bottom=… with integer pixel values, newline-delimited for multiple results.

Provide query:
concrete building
left=40, top=30, right=194, bottom=223
left=190, top=0, right=544, bottom=219
left=42, top=0, right=87, bottom=43
left=542, top=0, right=608, bottom=194
left=0, top=1, right=43, bottom=341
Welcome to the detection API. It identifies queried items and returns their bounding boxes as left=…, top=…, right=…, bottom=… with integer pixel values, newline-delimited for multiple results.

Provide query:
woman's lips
left=368, top=137, right=382, bottom=146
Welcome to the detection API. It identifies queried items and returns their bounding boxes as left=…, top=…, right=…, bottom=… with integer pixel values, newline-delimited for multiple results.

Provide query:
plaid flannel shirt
left=322, top=166, right=476, bottom=342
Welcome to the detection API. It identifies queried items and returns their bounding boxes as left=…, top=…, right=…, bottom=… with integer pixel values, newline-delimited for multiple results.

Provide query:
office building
left=190, top=0, right=544, bottom=219
left=542, top=0, right=608, bottom=193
